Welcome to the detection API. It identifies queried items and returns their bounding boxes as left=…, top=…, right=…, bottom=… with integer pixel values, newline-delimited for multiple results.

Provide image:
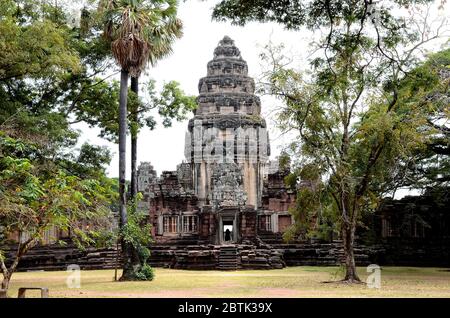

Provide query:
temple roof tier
left=196, top=36, right=261, bottom=117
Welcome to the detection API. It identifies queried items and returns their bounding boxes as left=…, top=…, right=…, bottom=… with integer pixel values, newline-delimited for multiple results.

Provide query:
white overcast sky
left=72, top=0, right=449, bottom=184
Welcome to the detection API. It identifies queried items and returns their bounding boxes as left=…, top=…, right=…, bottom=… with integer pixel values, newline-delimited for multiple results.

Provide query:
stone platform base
left=4, top=241, right=373, bottom=272
left=148, top=241, right=371, bottom=270
left=5, top=238, right=450, bottom=271
left=3, top=245, right=119, bottom=272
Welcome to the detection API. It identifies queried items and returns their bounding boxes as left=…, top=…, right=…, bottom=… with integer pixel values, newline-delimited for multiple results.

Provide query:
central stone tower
left=184, top=36, right=270, bottom=214
left=138, top=36, right=295, bottom=250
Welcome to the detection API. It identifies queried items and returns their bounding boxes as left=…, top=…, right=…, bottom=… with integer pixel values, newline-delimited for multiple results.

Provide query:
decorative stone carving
left=211, top=163, right=247, bottom=209
left=137, top=162, right=157, bottom=193
left=177, top=163, right=193, bottom=192
left=188, top=115, right=267, bottom=130
left=200, top=82, right=208, bottom=93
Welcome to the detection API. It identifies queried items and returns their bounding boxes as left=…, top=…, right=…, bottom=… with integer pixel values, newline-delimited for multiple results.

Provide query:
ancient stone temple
left=7, top=37, right=447, bottom=272
left=136, top=36, right=298, bottom=269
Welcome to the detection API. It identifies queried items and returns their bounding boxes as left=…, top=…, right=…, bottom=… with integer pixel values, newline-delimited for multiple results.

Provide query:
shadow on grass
left=320, top=280, right=366, bottom=285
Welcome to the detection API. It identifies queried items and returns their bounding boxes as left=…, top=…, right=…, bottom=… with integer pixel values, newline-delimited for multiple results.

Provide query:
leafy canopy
left=252, top=0, right=447, bottom=247
left=0, top=131, right=117, bottom=251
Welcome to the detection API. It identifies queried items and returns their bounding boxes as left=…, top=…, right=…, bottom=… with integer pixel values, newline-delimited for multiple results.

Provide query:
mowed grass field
left=5, top=266, right=450, bottom=298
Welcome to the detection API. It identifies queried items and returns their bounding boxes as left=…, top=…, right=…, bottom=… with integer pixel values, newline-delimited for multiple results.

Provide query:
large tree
left=212, top=0, right=447, bottom=282
left=66, top=1, right=185, bottom=204
left=0, top=133, right=116, bottom=291
left=0, top=1, right=119, bottom=292
left=99, top=0, right=180, bottom=280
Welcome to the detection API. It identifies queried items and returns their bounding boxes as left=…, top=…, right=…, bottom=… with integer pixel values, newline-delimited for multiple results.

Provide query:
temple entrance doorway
left=218, top=209, right=239, bottom=245
left=223, top=221, right=234, bottom=243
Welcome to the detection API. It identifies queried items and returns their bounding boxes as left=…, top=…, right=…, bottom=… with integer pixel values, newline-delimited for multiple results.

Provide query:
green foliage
left=133, top=263, right=155, bottom=281
left=249, top=1, right=447, bottom=277
left=211, top=0, right=435, bottom=30
left=0, top=132, right=116, bottom=250
left=212, top=0, right=306, bottom=30
left=73, top=78, right=197, bottom=142
left=92, top=0, right=191, bottom=142
left=283, top=165, right=338, bottom=242
left=391, top=48, right=450, bottom=189
left=155, top=81, right=198, bottom=128
left=0, top=1, right=121, bottom=287
left=0, top=0, right=118, bottom=150
left=278, top=151, right=291, bottom=172
left=0, top=129, right=117, bottom=289
left=0, top=0, right=81, bottom=82
left=76, top=144, right=112, bottom=175
left=121, top=197, right=153, bottom=258
left=57, top=143, right=113, bottom=180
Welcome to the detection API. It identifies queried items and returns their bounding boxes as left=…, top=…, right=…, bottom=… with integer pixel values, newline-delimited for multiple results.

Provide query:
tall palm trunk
left=128, top=77, right=144, bottom=273
left=130, top=76, right=139, bottom=202
left=118, top=69, right=133, bottom=280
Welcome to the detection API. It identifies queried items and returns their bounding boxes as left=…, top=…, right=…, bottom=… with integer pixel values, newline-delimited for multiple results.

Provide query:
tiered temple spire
left=185, top=36, right=270, bottom=208
left=196, top=36, right=261, bottom=116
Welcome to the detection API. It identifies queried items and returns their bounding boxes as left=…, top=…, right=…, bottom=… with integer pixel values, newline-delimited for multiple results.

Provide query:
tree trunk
left=1, top=272, right=11, bottom=290
left=130, top=76, right=139, bottom=202
left=342, top=224, right=360, bottom=282
left=124, top=76, right=144, bottom=279
left=118, top=69, right=133, bottom=280
left=1, top=240, right=35, bottom=290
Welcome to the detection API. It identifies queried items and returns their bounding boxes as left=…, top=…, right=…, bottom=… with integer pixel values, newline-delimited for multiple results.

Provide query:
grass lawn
left=4, top=266, right=450, bottom=298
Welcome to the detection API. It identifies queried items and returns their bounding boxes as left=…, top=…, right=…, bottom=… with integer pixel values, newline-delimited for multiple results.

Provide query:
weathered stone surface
left=3, top=243, right=120, bottom=272
left=137, top=36, right=289, bottom=248
left=211, top=163, right=247, bottom=208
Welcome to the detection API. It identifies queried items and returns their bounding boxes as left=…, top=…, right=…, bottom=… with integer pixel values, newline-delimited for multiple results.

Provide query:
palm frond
left=99, top=0, right=183, bottom=73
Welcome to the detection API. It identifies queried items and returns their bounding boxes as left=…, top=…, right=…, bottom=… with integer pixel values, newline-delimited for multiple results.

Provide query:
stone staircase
left=218, top=245, right=239, bottom=270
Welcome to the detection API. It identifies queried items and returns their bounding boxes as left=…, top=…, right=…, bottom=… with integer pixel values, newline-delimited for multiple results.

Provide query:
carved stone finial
left=214, top=35, right=241, bottom=59
left=219, top=36, right=234, bottom=46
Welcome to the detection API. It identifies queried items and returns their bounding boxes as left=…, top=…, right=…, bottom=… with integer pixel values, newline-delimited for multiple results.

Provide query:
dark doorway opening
left=223, top=221, right=234, bottom=243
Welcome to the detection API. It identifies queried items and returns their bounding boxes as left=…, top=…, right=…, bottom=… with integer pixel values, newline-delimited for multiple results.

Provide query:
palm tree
left=99, top=0, right=156, bottom=280
left=130, top=5, right=183, bottom=200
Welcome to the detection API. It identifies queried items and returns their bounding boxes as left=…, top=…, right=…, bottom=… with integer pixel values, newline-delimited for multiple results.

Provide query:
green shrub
left=134, top=264, right=154, bottom=281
